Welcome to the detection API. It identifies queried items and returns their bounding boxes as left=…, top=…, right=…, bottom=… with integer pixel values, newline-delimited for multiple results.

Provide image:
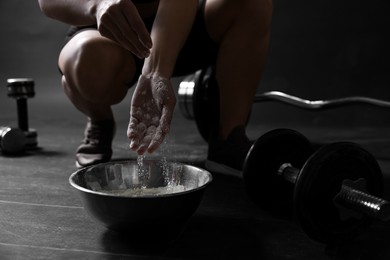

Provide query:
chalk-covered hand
left=127, top=74, right=176, bottom=155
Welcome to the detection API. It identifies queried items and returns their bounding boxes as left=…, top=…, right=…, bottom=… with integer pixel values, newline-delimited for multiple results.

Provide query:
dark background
left=0, top=0, right=389, bottom=128
left=1, top=1, right=390, bottom=259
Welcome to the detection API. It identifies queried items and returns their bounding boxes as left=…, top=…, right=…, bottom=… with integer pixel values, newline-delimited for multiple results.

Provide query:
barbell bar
left=178, top=69, right=390, bottom=141
left=254, top=91, right=390, bottom=110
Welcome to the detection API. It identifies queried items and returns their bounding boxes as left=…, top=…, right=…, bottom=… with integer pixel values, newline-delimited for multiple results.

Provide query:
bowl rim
left=69, top=159, right=213, bottom=198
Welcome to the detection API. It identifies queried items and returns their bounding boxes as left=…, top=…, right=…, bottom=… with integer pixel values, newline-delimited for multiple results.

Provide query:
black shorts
left=63, top=0, right=218, bottom=85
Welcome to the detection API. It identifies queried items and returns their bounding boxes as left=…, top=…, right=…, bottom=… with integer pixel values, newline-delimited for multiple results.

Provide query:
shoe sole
left=205, top=160, right=242, bottom=178
left=75, top=160, right=85, bottom=169
left=75, top=157, right=111, bottom=169
left=75, top=151, right=112, bottom=169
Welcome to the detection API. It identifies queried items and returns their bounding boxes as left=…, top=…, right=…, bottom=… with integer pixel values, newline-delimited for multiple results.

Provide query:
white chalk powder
left=104, top=185, right=186, bottom=197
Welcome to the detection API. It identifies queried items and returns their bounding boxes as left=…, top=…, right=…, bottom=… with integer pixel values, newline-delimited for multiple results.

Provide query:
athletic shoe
left=75, top=119, right=115, bottom=168
left=205, top=126, right=252, bottom=178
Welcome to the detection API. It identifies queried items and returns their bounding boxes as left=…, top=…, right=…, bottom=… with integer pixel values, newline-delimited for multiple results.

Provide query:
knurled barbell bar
left=178, top=68, right=390, bottom=141
left=7, top=78, right=38, bottom=149
left=243, top=128, right=387, bottom=244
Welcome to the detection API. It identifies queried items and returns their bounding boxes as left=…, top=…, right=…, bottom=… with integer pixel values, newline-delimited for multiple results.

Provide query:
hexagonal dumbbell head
left=7, top=78, right=35, bottom=99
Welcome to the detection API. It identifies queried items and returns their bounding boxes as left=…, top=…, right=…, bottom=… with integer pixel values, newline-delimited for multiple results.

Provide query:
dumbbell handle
left=278, top=163, right=390, bottom=221
left=16, top=98, right=29, bottom=131
left=255, top=91, right=390, bottom=110
left=335, top=185, right=390, bottom=222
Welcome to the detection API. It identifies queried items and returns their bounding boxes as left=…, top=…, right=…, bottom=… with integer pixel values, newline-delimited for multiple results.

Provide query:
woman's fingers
left=96, top=0, right=152, bottom=58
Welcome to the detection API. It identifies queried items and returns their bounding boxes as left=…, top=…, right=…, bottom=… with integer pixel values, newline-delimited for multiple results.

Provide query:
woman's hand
left=127, top=74, right=176, bottom=155
left=95, top=0, right=153, bottom=58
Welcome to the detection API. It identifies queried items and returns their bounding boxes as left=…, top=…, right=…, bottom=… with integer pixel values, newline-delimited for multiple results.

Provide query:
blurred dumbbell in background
left=0, top=78, right=38, bottom=154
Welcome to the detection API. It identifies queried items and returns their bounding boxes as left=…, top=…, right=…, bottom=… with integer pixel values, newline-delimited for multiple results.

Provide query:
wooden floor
left=1, top=89, right=390, bottom=259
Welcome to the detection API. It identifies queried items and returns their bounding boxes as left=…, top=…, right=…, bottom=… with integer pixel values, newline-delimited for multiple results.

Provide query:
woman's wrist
left=141, top=56, right=173, bottom=80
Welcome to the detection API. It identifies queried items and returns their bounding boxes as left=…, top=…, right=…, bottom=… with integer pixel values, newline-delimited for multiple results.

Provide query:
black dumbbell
left=243, top=129, right=388, bottom=244
left=0, top=126, right=27, bottom=154
left=7, top=78, right=38, bottom=149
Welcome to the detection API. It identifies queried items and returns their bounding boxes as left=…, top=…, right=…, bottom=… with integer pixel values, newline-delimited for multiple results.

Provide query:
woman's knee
left=59, top=31, right=136, bottom=104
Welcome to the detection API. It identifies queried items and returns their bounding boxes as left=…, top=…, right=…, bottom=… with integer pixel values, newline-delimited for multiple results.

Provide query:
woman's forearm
left=142, top=0, right=198, bottom=78
left=38, top=0, right=98, bottom=26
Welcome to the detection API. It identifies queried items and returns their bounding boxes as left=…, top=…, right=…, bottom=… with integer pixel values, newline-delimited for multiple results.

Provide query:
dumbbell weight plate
left=294, top=142, right=383, bottom=244
left=25, top=128, right=38, bottom=149
left=0, top=127, right=27, bottom=154
left=178, top=72, right=197, bottom=120
left=243, top=129, right=313, bottom=215
left=192, top=67, right=219, bottom=142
